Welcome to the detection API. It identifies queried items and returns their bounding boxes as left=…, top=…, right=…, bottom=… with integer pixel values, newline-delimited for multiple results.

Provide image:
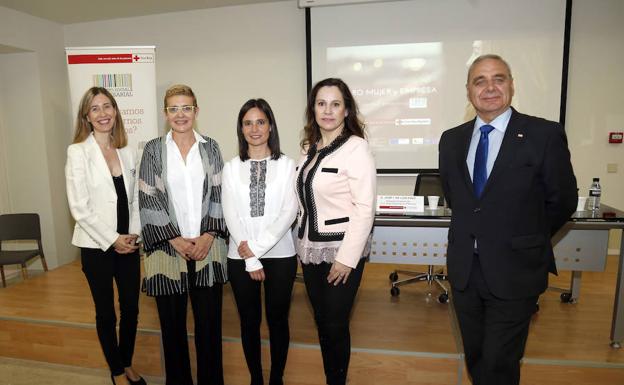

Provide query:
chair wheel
left=438, top=293, right=449, bottom=303
left=560, top=292, right=572, bottom=303
left=390, top=286, right=400, bottom=296
left=389, top=272, right=399, bottom=282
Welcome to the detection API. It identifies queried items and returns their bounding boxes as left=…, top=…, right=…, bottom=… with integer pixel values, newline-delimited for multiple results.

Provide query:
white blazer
left=65, top=133, right=139, bottom=251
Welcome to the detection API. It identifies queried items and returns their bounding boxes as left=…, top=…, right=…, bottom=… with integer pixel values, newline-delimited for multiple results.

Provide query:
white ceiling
left=0, top=0, right=292, bottom=24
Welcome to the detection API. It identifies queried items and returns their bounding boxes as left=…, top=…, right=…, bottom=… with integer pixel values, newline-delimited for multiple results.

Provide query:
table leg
left=610, top=229, right=624, bottom=348
left=569, top=271, right=582, bottom=302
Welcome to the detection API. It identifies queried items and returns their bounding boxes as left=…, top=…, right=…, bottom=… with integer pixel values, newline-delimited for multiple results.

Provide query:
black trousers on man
left=155, top=260, right=224, bottom=385
left=228, top=256, right=298, bottom=385
left=302, top=258, right=365, bottom=385
left=452, top=255, right=537, bottom=385
left=81, top=247, right=141, bottom=377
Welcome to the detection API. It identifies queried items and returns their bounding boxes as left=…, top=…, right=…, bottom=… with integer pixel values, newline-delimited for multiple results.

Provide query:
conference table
left=370, top=205, right=624, bottom=348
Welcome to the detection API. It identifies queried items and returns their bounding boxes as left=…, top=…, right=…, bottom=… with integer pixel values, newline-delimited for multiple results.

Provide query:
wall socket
left=607, top=163, right=618, bottom=173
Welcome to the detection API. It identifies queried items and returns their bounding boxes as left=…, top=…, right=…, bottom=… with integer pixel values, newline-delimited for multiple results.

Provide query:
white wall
left=566, top=0, right=623, bottom=250
left=0, top=53, right=54, bottom=224
left=0, top=72, right=9, bottom=212
left=0, top=6, right=75, bottom=269
left=64, top=1, right=307, bottom=162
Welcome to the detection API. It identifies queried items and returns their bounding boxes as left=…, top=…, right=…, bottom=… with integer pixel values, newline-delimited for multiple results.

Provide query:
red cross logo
left=133, top=55, right=140, bottom=62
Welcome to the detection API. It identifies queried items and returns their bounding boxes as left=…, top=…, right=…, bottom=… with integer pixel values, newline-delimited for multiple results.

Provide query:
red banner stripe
left=68, top=54, right=133, bottom=64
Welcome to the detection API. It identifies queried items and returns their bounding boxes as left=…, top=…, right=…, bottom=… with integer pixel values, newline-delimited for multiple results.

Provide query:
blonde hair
left=164, top=84, right=198, bottom=109
left=72, top=87, right=127, bottom=148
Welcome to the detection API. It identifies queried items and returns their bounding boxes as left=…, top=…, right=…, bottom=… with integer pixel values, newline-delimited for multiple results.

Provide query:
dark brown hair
left=236, top=98, right=281, bottom=161
left=301, top=78, right=365, bottom=149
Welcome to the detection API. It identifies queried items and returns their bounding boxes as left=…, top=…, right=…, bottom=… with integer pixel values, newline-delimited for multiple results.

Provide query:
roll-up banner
left=65, top=46, right=158, bottom=151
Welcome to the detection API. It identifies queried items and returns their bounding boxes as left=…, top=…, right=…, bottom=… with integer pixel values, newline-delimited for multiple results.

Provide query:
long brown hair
left=72, top=87, right=127, bottom=148
left=301, top=78, right=365, bottom=149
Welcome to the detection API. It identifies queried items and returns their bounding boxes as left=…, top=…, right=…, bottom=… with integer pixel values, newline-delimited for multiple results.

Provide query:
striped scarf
left=138, top=134, right=228, bottom=296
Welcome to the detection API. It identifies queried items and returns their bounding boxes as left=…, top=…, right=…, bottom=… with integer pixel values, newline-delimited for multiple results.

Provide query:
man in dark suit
left=439, top=54, right=577, bottom=385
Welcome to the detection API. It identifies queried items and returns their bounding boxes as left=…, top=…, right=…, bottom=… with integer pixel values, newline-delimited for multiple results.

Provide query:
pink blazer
left=295, top=135, right=376, bottom=268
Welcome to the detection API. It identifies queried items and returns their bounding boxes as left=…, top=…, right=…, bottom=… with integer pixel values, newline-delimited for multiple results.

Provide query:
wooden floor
left=1, top=257, right=624, bottom=384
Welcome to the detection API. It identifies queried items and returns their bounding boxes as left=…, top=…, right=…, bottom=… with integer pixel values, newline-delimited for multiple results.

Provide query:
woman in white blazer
left=222, top=99, right=298, bottom=385
left=65, top=87, right=145, bottom=385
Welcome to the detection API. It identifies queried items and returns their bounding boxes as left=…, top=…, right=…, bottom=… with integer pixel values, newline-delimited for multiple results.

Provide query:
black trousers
left=81, top=247, right=141, bottom=376
left=302, top=258, right=365, bottom=385
left=452, top=255, right=537, bottom=385
left=228, top=256, right=298, bottom=385
left=155, top=261, right=224, bottom=385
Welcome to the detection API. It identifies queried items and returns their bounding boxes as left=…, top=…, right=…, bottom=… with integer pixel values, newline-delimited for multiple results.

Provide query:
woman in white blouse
left=222, top=98, right=298, bottom=385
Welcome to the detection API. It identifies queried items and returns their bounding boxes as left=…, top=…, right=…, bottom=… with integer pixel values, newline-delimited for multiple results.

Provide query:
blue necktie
left=473, top=124, right=495, bottom=198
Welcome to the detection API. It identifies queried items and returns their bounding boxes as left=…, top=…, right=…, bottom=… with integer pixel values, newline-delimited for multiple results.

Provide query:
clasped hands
left=114, top=234, right=139, bottom=254
left=169, top=233, right=215, bottom=261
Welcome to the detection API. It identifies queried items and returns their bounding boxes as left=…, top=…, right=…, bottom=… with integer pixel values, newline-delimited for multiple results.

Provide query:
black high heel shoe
left=127, top=375, right=147, bottom=385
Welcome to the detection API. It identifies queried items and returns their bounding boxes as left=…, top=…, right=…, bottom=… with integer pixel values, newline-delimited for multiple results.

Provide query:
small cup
left=576, top=196, right=588, bottom=212
left=427, top=196, right=440, bottom=210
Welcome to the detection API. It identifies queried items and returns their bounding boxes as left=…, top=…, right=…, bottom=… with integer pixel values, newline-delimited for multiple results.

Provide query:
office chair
left=415, top=172, right=445, bottom=207
left=0, top=213, right=48, bottom=287
left=389, top=173, right=449, bottom=303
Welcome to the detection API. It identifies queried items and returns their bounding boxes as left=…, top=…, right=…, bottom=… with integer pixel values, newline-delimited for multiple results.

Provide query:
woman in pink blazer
left=294, top=78, right=376, bottom=385
left=65, top=87, right=145, bottom=385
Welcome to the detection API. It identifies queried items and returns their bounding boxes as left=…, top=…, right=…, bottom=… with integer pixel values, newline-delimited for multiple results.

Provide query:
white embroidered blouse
left=222, top=155, right=298, bottom=272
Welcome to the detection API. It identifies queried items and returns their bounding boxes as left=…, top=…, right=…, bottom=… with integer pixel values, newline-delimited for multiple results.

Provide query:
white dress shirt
left=222, top=155, right=298, bottom=272
left=166, top=130, right=206, bottom=238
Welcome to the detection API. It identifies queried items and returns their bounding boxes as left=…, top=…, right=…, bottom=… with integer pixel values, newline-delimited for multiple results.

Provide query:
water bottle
left=588, top=177, right=601, bottom=211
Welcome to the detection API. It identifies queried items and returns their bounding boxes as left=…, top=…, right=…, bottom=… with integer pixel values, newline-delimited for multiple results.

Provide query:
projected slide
left=326, top=42, right=444, bottom=156
left=310, top=0, right=566, bottom=171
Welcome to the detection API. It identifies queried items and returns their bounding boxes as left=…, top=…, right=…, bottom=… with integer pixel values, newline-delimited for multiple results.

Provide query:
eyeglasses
left=165, top=105, right=196, bottom=114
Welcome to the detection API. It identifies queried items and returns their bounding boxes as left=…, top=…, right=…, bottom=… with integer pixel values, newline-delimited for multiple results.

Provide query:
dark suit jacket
left=439, top=108, right=577, bottom=299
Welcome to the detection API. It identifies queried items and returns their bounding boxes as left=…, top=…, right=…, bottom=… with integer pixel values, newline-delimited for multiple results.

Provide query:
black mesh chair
left=389, top=173, right=449, bottom=302
left=415, top=173, right=445, bottom=207
left=0, top=213, right=48, bottom=287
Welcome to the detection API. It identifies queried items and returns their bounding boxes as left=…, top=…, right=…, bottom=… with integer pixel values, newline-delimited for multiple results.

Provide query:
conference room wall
left=566, top=0, right=623, bottom=251
left=0, top=6, right=75, bottom=270
left=64, top=1, right=307, bottom=162
left=0, top=71, right=9, bottom=213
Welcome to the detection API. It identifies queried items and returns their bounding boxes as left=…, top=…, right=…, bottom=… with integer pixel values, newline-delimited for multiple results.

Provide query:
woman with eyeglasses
left=138, top=84, right=227, bottom=385
left=295, top=78, right=376, bottom=385
left=65, top=87, right=145, bottom=385
left=222, top=99, right=298, bottom=385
